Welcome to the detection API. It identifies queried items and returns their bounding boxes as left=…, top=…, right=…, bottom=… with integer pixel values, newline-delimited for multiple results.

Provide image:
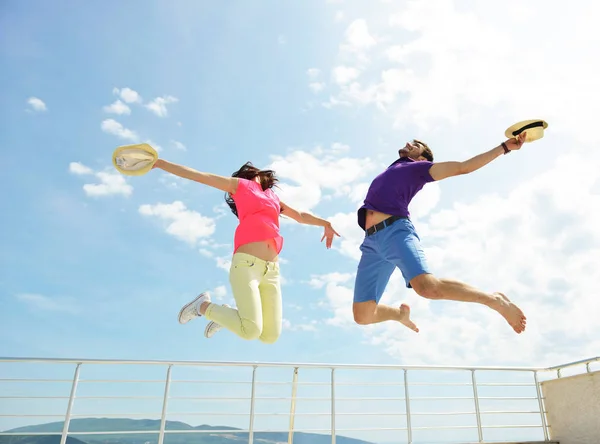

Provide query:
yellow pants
left=205, top=252, right=282, bottom=343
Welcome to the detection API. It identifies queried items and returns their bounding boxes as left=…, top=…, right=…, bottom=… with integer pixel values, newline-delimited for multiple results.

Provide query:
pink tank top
left=232, top=178, right=283, bottom=254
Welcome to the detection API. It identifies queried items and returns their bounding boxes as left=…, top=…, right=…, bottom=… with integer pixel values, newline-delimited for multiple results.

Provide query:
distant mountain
left=4, top=418, right=375, bottom=444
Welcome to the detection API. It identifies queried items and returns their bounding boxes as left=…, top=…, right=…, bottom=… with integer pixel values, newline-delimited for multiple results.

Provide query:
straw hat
left=112, top=143, right=158, bottom=176
left=504, top=120, right=548, bottom=142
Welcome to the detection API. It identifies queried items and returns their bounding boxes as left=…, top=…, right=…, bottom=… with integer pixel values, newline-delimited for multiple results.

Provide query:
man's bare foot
left=492, top=292, right=526, bottom=334
left=399, top=303, right=419, bottom=333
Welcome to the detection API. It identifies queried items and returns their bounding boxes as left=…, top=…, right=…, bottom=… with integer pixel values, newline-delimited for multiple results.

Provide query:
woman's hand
left=321, top=223, right=341, bottom=249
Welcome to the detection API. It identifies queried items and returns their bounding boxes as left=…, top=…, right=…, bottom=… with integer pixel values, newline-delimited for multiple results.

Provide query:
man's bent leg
left=353, top=300, right=419, bottom=332
left=352, top=241, right=418, bottom=331
left=409, top=273, right=527, bottom=334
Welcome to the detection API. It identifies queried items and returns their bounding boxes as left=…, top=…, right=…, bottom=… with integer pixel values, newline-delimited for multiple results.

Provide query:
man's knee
left=353, top=302, right=376, bottom=325
left=410, top=273, right=442, bottom=299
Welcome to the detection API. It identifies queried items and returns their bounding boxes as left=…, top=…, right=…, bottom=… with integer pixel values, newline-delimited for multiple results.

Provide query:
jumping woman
left=152, top=159, right=340, bottom=343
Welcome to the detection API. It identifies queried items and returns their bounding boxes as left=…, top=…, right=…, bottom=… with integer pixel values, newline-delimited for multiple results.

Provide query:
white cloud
left=101, top=119, right=139, bottom=141
left=27, top=97, right=46, bottom=112
left=139, top=201, right=216, bottom=245
left=307, top=68, right=321, bottom=78
left=342, top=19, right=376, bottom=53
left=309, top=82, right=325, bottom=93
left=103, top=99, right=131, bottom=115
left=113, top=87, right=141, bottom=104
left=171, top=140, right=186, bottom=151
left=69, top=162, right=93, bottom=175
left=330, top=142, right=350, bottom=153
left=212, top=285, right=227, bottom=301
left=159, top=172, right=186, bottom=189
left=332, top=66, right=360, bottom=85
left=83, top=172, right=133, bottom=197
left=16, top=294, right=78, bottom=314
left=334, top=11, right=345, bottom=22
left=199, top=249, right=214, bottom=258
left=145, top=95, right=178, bottom=117
left=282, top=318, right=318, bottom=332
left=308, top=272, right=355, bottom=327
left=69, top=162, right=133, bottom=197
left=267, top=147, right=377, bottom=211
left=324, top=0, right=600, bottom=137
left=215, top=256, right=231, bottom=272
left=144, top=140, right=163, bottom=152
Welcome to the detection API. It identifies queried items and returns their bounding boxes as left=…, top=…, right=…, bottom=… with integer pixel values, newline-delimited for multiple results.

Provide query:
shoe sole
left=178, top=292, right=207, bottom=324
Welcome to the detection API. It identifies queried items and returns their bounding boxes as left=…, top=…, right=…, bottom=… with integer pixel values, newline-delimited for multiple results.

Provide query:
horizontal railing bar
left=0, top=379, right=537, bottom=387
left=0, top=414, right=66, bottom=417
left=0, top=379, right=73, bottom=383
left=171, top=380, right=250, bottom=384
left=476, top=383, right=536, bottom=386
left=2, top=355, right=597, bottom=374
left=410, top=396, right=539, bottom=400
left=0, top=424, right=546, bottom=436
left=545, top=356, right=599, bottom=371
left=78, top=380, right=165, bottom=383
left=69, top=396, right=163, bottom=399
left=411, top=425, right=542, bottom=430
left=70, top=413, right=160, bottom=418
left=404, top=382, right=535, bottom=387
left=0, top=356, right=547, bottom=371
left=0, top=396, right=69, bottom=399
left=482, top=425, right=544, bottom=428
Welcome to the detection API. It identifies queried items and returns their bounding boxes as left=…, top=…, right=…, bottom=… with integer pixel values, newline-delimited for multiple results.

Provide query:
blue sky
left=2, top=0, right=600, bottom=441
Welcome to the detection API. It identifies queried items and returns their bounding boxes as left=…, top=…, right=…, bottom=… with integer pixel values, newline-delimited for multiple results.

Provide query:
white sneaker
left=204, top=304, right=231, bottom=338
left=178, top=292, right=211, bottom=324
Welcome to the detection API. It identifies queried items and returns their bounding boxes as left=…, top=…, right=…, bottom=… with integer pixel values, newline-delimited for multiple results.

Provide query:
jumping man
left=353, top=132, right=528, bottom=334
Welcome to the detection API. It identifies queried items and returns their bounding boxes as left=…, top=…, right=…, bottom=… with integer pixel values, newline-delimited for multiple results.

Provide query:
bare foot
left=492, top=293, right=526, bottom=334
left=399, top=304, right=419, bottom=333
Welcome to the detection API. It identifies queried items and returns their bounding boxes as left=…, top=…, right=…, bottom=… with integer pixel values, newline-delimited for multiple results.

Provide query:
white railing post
left=471, top=370, right=483, bottom=442
left=288, top=367, right=299, bottom=444
left=248, top=366, right=257, bottom=444
left=533, top=370, right=549, bottom=441
left=158, top=365, right=173, bottom=444
left=331, top=368, right=336, bottom=444
left=403, top=369, right=412, bottom=444
left=60, top=363, right=81, bottom=444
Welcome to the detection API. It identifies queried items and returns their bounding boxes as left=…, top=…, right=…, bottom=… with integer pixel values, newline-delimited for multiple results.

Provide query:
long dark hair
left=225, top=161, right=279, bottom=217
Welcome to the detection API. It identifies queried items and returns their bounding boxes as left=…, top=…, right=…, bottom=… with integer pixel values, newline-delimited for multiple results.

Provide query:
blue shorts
left=353, top=217, right=430, bottom=304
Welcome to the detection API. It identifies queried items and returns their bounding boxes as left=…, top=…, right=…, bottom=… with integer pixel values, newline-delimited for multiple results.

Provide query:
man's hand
left=504, top=131, right=527, bottom=151
left=321, top=223, right=341, bottom=249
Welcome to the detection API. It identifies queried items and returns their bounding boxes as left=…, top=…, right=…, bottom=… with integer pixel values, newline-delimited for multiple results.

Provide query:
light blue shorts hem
left=353, top=218, right=430, bottom=304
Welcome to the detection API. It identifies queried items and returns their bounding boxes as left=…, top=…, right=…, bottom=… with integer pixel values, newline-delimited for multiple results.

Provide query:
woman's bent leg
left=204, top=253, right=264, bottom=340
left=257, top=261, right=282, bottom=344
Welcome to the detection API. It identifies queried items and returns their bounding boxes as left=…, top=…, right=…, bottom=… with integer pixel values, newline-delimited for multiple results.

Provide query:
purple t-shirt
left=357, top=158, right=435, bottom=229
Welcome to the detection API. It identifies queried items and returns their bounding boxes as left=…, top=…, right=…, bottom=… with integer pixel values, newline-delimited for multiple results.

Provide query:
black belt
left=365, top=215, right=407, bottom=236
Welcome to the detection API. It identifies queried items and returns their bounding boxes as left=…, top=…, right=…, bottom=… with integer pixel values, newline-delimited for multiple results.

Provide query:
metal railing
left=0, top=356, right=597, bottom=444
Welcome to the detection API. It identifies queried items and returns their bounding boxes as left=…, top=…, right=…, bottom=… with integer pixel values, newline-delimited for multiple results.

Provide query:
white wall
left=541, top=370, right=600, bottom=444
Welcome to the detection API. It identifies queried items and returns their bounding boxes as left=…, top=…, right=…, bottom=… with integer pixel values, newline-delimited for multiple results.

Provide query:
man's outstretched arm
left=429, top=132, right=526, bottom=181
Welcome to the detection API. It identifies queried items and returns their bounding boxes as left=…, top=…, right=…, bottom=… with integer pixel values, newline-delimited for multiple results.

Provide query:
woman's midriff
left=364, top=209, right=393, bottom=230
left=236, top=238, right=279, bottom=262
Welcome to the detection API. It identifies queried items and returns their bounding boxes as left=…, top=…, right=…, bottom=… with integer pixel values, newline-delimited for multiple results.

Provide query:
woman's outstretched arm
left=280, top=201, right=340, bottom=248
left=154, top=159, right=238, bottom=194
